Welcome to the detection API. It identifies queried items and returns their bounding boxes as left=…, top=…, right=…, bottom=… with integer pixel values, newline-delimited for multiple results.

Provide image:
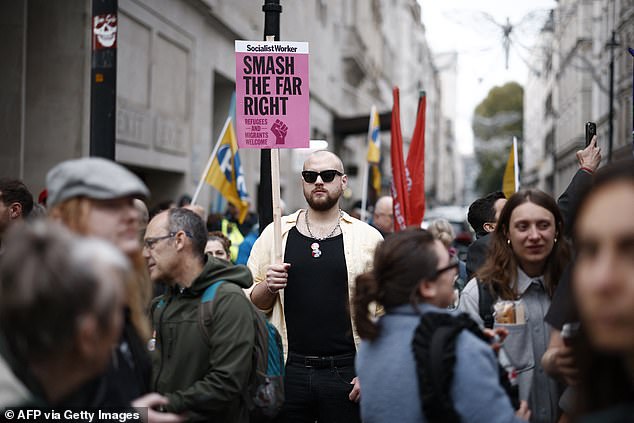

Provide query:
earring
left=554, top=237, right=558, bottom=243
left=507, top=239, right=510, bottom=245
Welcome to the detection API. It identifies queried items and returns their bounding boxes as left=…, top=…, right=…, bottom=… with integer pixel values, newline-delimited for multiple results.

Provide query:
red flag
left=406, top=92, right=426, bottom=226
left=390, top=87, right=410, bottom=231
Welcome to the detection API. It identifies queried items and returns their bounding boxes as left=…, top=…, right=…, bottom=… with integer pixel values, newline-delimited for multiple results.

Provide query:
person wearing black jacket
left=465, top=191, right=506, bottom=280
left=542, top=136, right=601, bottom=384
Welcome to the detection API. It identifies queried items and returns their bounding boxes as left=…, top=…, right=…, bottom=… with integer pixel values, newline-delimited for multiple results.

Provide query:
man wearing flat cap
left=44, top=158, right=182, bottom=421
left=46, top=157, right=150, bottom=257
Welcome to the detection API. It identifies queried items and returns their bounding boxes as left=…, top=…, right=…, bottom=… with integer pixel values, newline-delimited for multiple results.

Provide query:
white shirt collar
left=516, top=267, right=544, bottom=295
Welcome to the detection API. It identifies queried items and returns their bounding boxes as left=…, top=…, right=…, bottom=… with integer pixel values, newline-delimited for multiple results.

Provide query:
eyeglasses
left=143, top=231, right=192, bottom=250
left=431, top=258, right=460, bottom=280
left=301, top=170, right=343, bottom=183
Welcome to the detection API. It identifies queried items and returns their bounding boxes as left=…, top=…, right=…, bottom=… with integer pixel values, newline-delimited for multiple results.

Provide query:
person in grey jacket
left=353, top=229, right=530, bottom=423
left=459, top=190, right=571, bottom=423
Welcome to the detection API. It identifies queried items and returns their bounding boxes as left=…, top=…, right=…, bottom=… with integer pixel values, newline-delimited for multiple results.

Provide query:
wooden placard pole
left=271, top=148, right=282, bottom=264
left=264, top=34, right=283, bottom=264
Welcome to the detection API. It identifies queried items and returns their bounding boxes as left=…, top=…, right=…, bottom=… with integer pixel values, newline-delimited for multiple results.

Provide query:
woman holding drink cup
left=459, top=190, right=571, bottom=423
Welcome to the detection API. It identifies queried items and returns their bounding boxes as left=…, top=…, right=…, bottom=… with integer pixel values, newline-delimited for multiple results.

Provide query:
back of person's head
left=467, top=191, right=505, bottom=237
left=206, top=212, right=223, bottom=232
left=428, top=218, right=455, bottom=249
left=177, top=194, right=192, bottom=208
left=0, top=178, right=34, bottom=221
left=478, top=189, right=569, bottom=299
left=353, top=229, right=439, bottom=341
left=0, top=222, right=128, bottom=366
left=167, top=207, right=207, bottom=260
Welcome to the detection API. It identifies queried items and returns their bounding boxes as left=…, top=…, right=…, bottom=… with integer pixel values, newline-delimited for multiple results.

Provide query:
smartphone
left=561, top=322, right=580, bottom=347
left=585, top=122, right=596, bottom=147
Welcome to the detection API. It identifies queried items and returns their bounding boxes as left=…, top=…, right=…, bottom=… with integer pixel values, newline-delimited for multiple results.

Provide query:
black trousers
left=281, top=356, right=361, bottom=423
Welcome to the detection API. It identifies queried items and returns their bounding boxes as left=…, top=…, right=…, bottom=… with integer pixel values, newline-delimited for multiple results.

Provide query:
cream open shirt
left=246, top=209, right=383, bottom=358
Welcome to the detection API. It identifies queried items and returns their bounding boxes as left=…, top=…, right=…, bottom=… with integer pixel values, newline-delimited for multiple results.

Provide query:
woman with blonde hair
left=429, top=218, right=467, bottom=292
left=428, top=218, right=455, bottom=249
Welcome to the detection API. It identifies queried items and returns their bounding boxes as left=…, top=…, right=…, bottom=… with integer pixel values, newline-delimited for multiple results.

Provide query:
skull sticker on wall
left=93, top=14, right=117, bottom=49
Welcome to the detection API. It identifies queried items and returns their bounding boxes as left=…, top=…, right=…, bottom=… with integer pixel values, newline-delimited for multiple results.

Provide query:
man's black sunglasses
left=301, top=170, right=343, bottom=183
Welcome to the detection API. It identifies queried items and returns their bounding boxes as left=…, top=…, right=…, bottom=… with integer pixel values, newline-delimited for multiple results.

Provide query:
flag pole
left=360, top=162, right=370, bottom=222
left=513, top=137, right=519, bottom=193
left=191, top=117, right=232, bottom=205
left=361, top=105, right=376, bottom=223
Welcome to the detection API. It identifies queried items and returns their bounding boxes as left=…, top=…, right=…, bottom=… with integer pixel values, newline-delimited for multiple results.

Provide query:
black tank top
left=283, top=227, right=355, bottom=356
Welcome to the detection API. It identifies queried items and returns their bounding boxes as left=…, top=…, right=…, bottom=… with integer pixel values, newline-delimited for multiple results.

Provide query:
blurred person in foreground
left=46, top=158, right=182, bottom=420
left=570, top=159, right=634, bottom=422
left=538, top=134, right=602, bottom=420
left=459, top=190, right=571, bottom=423
left=0, top=222, right=126, bottom=407
left=353, top=229, right=529, bottom=423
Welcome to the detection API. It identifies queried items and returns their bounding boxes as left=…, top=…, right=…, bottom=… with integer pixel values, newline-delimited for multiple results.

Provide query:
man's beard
left=305, top=189, right=340, bottom=211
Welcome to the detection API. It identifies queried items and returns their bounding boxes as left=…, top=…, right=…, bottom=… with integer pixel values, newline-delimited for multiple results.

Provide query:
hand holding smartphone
left=585, top=122, right=596, bottom=147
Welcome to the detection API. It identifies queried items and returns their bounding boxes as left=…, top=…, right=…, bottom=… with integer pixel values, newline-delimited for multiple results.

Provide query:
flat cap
left=46, top=157, right=149, bottom=208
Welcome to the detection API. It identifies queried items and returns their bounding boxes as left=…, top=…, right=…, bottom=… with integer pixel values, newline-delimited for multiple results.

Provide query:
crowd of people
left=0, top=134, right=632, bottom=423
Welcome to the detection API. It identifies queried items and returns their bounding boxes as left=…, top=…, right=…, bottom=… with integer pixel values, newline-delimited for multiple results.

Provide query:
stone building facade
left=523, top=0, right=633, bottom=196
left=1, top=0, right=461, bottom=213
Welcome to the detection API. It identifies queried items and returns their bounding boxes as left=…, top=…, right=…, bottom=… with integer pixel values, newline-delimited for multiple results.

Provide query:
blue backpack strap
left=202, top=280, right=224, bottom=303
left=198, top=280, right=225, bottom=344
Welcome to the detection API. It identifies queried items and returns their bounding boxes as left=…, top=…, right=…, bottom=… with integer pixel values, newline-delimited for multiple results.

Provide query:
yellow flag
left=205, top=118, right=249, bottom=223
left=366, top=105, right=381, bottom=163
left=370, top=164, right=381, bottom=193
left=502, top=137, right=519, bottom=198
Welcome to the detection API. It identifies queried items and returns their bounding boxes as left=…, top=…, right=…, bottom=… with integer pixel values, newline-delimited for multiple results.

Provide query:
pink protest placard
left=235, top=40, right=309, bottom=149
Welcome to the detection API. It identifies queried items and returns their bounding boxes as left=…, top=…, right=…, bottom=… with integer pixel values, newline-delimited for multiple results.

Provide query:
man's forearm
left=250, top=281, right=277, bottom=311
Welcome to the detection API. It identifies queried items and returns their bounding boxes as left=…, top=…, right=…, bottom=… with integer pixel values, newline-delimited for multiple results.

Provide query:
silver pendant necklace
left=305, top=209, right=342, bottom=258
